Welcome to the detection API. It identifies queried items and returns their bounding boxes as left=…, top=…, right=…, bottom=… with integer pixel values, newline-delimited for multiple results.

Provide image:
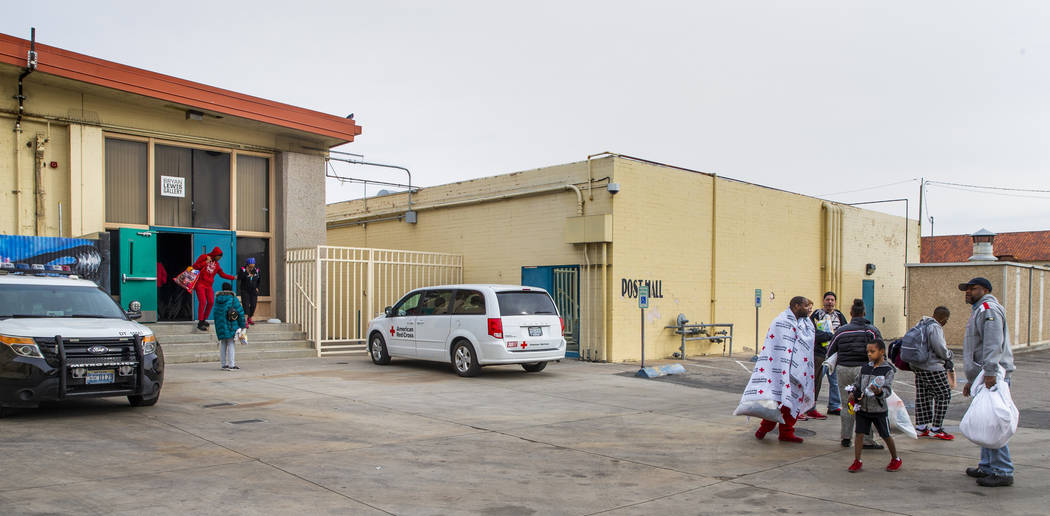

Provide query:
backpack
left=899, top=318, right=936, bottom=366
left=888, top=338, right=910, bottom=371
left=226, top=305, right=240, bottom=321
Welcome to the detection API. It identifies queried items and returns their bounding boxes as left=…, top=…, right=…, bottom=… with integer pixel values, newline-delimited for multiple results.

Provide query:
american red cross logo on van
left=389, top=326, right=395, bottom=337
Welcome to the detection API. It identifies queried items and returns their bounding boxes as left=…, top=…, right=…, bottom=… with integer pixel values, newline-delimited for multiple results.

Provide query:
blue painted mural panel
left=0, top=234, right=110, bottom=288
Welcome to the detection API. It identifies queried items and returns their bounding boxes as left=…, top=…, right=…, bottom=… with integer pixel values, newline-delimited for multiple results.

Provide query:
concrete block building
left=1, top=32, right=360, bottom=322
left=327, top=153, right=919, bottom=362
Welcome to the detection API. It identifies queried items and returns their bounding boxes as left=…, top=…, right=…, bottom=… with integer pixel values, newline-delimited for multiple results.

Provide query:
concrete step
left=163, top=347, right=318, bottom=364
left=160, top=339, right=314, bottom=354
left=158, top=331, right=307, bottom=344
left=148, top=322, right=301, bottom=335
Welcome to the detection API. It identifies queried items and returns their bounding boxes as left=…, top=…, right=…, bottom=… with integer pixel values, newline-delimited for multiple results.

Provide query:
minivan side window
left=452, top=290, right=486, bottom=315
left=393, top=292, right=422, bottom=316
left=420, top=290, right=453, bottom=316
left=496, top=291, right=558, bottom=315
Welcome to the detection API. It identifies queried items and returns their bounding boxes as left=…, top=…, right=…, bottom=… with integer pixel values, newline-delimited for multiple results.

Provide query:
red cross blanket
left=734, top=308, right=817, bottom=423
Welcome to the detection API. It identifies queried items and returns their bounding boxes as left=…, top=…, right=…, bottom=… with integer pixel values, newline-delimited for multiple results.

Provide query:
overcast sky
left=5, top=1, right=1049, bottom=236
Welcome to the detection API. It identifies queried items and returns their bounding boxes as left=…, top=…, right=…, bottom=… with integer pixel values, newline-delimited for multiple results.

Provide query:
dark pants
left=241, top=292, right=258, bottom=318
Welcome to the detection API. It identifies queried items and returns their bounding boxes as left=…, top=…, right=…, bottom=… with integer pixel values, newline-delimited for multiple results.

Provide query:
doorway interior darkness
left=157, top=232, right=193, bottom=321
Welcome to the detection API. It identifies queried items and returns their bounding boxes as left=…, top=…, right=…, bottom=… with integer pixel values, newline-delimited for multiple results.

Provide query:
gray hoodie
left=912, top=316, right=953, bottom=372
left=963, top=293, right=1016, bottom=382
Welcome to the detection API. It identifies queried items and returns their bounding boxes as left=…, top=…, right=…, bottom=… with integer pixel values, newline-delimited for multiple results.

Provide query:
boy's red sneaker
left=778, top=433, right=804, bottom=443
left=796, top=413, right=809, bottom=421
left=848, top=460, right=863, bottom=473
left=887, top=457, right=903, bottom=471
left=917, top=428, right=930, bottom=437
left=931, top=430, right=954, bottom=441
left=805, top=409, right=827, bottom=420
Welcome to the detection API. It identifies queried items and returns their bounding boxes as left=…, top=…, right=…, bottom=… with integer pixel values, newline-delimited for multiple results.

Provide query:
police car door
left=387, top=291, right=421, bottom=357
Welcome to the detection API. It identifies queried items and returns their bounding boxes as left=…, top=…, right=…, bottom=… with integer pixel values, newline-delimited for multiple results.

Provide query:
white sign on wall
left=160, top=176, right=185, bottom=198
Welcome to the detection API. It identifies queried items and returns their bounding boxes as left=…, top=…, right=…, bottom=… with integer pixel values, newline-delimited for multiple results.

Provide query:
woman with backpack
left=907, top=306, right=955, bottom=440
left=192, top=247, right=237, bottom=331
left=213, top=281, right=246, bottom=370
left=826, top=299, right=884, bottom=449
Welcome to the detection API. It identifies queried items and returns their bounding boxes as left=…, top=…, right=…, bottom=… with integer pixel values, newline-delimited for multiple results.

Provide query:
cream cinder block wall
left=604, top=159, right=917, bottom=362
left=906, top=263, right=1050, bottom=349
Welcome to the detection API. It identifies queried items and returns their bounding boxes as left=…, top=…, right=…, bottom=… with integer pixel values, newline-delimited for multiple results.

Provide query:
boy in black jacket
left=237, top=258, right=262, bottom=326
left=847, top=339, right=901, bottom=473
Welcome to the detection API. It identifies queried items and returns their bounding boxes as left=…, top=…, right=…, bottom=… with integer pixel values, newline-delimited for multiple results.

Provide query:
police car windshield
left=496, top=291, right=558, bottom=315
left=0, top=284, right=126, bottom=319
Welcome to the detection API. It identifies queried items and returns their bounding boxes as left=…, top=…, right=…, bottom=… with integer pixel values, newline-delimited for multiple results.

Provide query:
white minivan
left=366, top=284, right=566, bottom=376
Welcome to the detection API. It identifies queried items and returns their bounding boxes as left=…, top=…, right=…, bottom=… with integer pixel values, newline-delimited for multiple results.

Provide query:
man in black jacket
left=826, top=299, right=884, bottom=449
left=237, top=258, right=262, bottom=326
left=809, top=291, right=848, bottom=418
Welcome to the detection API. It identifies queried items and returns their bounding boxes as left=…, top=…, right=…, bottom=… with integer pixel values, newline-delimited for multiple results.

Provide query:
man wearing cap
left=959, top=277, right=1016, bottom=487
left=237, top=258, right=262, bottom=326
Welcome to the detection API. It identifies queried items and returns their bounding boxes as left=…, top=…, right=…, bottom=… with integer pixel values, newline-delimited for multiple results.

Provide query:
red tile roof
left=922, top=230, right=1050, bottom=263
left=0, top=33, right=362, bottom=143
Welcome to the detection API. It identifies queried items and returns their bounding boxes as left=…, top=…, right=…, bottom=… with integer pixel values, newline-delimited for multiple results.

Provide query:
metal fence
left=286, top=246, right=463, bottom=356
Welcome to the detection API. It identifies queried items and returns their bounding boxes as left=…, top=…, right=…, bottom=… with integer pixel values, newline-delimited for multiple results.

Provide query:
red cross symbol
left=769, top=357, right=773, bottom=361
left=787, top=349, right=792, bottom=353
left=388, top=326, right=395, bottom=336
left=758, top=390, right=764, bottom=394
left=759, top=367, right=765, bottom=372
left=803, top=357, right=808, bottom=362
left=769, top=334, right=775, bottom=339
left=768, top=379, right=772, bottom=383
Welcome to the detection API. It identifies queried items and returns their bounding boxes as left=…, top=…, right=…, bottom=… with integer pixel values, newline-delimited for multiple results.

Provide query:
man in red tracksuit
left=192, top=247, right=236, bottom=331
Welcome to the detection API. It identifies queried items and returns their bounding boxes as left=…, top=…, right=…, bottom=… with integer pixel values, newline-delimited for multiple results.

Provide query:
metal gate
left=286, top=246, right=463, bottom=356
left=552, top=266, right=580, bottom=357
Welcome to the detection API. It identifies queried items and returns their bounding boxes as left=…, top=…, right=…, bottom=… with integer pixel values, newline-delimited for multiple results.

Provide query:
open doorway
left=157, top=232, right=193, bottom=321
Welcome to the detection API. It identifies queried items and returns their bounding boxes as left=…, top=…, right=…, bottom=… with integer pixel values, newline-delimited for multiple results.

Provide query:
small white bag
left=235, top=327, right=248, bottom=346
left=733, top=399, right=785, bottom=424
left=960, top=374, right=1019, bottom=449
left=886, top=392, right=917, bottom=439
left=824, top=352, right=839, bottom=372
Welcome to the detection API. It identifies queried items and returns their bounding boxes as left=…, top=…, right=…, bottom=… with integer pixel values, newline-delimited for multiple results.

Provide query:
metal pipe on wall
left=602, top=241, right=609, bottom=362
left=710, top=174, right=718, bottom=324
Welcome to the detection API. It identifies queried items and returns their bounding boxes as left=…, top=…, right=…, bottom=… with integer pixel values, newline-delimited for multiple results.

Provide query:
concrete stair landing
left=149, top=322, right=316, bottom=364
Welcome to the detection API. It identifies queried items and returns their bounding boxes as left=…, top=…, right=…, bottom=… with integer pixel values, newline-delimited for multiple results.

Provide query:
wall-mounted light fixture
left=865, top=263, right=877, bottom=275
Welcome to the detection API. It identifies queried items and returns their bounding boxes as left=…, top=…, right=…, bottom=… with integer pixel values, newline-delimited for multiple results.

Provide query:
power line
left=817, top=178, right=918, bottom=197
left=926, top=180, right=1050, bottom=194
left=927, top=182, right=1050, bottom=200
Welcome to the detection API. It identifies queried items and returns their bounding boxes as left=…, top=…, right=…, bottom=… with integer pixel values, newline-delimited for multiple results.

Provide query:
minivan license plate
left=528, top=326, right=542, bottom=337
left=86, top=370, right=115, bottom=385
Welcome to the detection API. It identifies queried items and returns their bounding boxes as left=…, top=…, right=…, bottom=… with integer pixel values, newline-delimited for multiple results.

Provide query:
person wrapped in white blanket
left=736, top=296, right=816, bottom=443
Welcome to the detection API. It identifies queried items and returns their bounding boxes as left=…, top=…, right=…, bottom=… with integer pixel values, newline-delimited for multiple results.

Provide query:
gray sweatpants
left=837, top=365, right=876, bottom=444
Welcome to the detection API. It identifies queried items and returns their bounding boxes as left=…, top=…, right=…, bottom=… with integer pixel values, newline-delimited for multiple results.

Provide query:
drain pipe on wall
left=14, top=28, right=38, bottom=235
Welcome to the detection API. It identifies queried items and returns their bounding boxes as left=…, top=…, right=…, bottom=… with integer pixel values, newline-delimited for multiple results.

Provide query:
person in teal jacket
left=213, top=282, right=246, bottom=370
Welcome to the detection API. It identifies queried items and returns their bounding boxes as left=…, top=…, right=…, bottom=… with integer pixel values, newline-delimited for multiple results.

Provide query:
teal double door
left=117, top=227, right=235, bottom=323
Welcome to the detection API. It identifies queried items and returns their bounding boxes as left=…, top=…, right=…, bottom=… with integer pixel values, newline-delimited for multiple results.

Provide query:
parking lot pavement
left=1, top=351, right=1048, bottom=515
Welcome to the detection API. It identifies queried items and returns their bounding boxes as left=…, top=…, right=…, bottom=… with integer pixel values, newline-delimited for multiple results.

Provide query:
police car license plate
left=528, top=326, right=542, bottom=337
left=86, top=370, right=115, bottom=385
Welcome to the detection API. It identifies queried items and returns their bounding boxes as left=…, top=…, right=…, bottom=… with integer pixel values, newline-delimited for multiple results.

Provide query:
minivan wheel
left=0, top=406, right=10, bottom=418
left=521, top=361, right=548, bottom=373
left=370, top=333, right=391, bottom=365
left=451, top=341, right=480, bottom=377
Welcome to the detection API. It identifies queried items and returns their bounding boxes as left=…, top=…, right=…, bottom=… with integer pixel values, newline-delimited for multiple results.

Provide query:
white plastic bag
left=733, top=399, right=785, bottom=424
left=824, top=352, right=839, bottom=372
left=960, top=375, right=1019, bottom=449
left=886, top=392, right=917, bottom=439
left=235, top=327, right=248, bottom=346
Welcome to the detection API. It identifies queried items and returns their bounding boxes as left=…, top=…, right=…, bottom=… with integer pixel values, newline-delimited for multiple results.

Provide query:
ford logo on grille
left=87, top=345, right=110, bottom=354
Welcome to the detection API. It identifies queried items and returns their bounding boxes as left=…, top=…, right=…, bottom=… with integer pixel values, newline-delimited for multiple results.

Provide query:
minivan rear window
left=496, top=291, right=558, bottom=316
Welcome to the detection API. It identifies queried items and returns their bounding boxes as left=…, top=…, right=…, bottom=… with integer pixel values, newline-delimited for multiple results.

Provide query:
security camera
left=607, top=182, right=621, bottom=195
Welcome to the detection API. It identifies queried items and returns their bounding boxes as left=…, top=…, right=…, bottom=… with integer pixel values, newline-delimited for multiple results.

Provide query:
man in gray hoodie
left=911, top=306, right=954, bottom=440
left=959, top=277, right=1016, bottom=487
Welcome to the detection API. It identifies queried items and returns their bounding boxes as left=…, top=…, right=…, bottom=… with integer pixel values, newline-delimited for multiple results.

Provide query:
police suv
left=0, top=263, right=163, bottom=417
left=367, top=284, right=566, bottom=377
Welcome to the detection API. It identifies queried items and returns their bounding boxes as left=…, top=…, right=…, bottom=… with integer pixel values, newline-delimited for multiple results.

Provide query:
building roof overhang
left=0, top=33, right=362, bottom=145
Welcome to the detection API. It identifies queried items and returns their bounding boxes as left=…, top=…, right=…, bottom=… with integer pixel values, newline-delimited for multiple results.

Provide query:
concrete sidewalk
left=1, top=352, right=1046, bottom=515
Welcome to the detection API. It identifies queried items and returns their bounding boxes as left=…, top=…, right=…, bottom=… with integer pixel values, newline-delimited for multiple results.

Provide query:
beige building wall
left=328, top=155, right=919, bottom=363
left=907, top=263, right=1050, bottom=349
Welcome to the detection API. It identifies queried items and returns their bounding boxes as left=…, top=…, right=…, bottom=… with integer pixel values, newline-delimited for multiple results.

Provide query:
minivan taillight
left=488, top=318, right=504, bottom=339
left=559, top=317, right=564, bottom=335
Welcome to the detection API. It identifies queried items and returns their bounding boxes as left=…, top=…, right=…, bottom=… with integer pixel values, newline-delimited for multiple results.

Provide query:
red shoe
left=848, top=460, right=863, bottom=473
left=931, top=430, right=955, bottom=441
left=247, top=317, right=254, bottom=326
left=778, top=433, right=804, bottom=443
left=806, top=409, right=827, bottom=420
left=917, top=428, right=930, bottom=437
left=796, top=413, right=809, bottom=421
left=755, top=429, right=768, bottom=440
left=887, top=457, right=902, bottom=471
